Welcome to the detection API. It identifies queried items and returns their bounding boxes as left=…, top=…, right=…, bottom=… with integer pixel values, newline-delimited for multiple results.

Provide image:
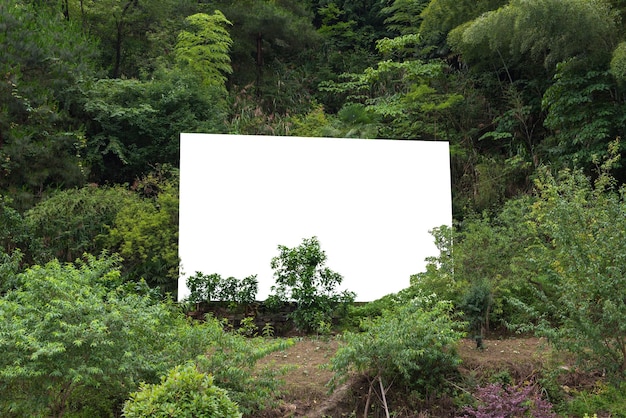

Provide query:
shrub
left=330, top=297, right=466, bottom=417
left=22, top=186, right=132, bottom=264
left=104, top=171, right=180, bottom=295
left=123, top=363, right=242, bottom=418
left=460, top=382, right=556, bottom=418
left=269, top=236, right=355, bottom=332
left=0, top=255, right=196, bottom=417
left=516, top=147, right=626, bottom=378
left=186, top=272, right=258, bottom=306
left=0, top=254, right=282, bottom=417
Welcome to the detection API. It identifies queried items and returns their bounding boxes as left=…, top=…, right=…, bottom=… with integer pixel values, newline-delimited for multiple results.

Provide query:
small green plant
left=316, top=320, right=332, bottom=336
left=237, top=316, right=258, bottom=337
left=562, top=382, right=626, bottom=418
left=262, top=322, right=275, bottom=338
left=123, top=363, right=242, bottom=418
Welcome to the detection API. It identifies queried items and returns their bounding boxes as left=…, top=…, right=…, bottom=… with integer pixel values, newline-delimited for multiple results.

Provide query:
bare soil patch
left=251, top=336, right=558, bottom=418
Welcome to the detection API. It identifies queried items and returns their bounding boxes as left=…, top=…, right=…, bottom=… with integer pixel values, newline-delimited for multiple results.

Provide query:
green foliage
left=83, top=68, right=226, bottom=184
left=262, top=322, right=275, bottom=338
left=517, top=150, right=626, bottom=379
left=217, top=0, right=318, bottom=112
left=329, top=297, right=465, bottom=415
left=562, top=382, right=626, bottom=418
left=192, top=322, right=294, bottom=414
left=185, top=272, right=258, bottom=305
left=0, top=255, right=202, bottom=417
left=542, top=60, right=626, bottom=169
left=0, top=252, right=290, bottom=416
left=450, top=0, right=618, bottom=72
left=288, top=104, right=333, bottom=137
left=0, top=195, right=26, bottom=255
left=381, top=0, right=429, bottom=35
left=0, top=249, right=22, bottom=295
left=460, top=280, right=493, bottom=337
left=0, top=0, right=99, bottom=207
left=23, top=185, right=133, bottom=264
left=237, top=316, right=258, bottom=337
left=175, top=11, right=233, bottom=88
left=123, top=363, right=242, bottom=418
left=610, top=41, right=626, bottom=85
left=320, top=52, right=463, bottom=139
left=419, top=0, right=506, bottom=56
left=270, top=236, right=355, bottom=333
left=104, top=171, right=179, bottom=295
left=67, top=0, right=190, bottom=78
left=412, top=199, right=538, bottom=333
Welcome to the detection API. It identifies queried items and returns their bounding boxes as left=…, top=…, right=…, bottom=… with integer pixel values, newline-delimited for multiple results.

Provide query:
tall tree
left=418, top=0, right=506, bottom=57
left=448, top=0, right=618, bottom=75
left=0, top=1, right=99, bottom=209
left=217, top=0, right=319, bottom=112
left=174, top=11, right=233, bottom=88
left=69, top=0, right=195, bottom=78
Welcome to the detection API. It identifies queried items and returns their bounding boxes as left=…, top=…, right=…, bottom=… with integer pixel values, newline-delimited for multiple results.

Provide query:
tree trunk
left=255, top=32, right=263, bottom=97
left=378, top=376, right=391, bottom=418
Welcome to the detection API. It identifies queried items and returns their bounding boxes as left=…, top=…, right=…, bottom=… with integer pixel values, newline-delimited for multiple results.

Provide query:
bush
left=460, top=382, right=556, bottom=418
left=329, top=296, right=466, bottom=417
left=186, top=272, right=258, bottom=306
left=516, top=148, right=626, bottom=379
left=0, top=255, right=195, bottom=417
left=0, top=254, right=291, bottom=417
left=104, top=170, right=180, bottom=295
left=22, top=186, right=132, bottom=264
left=269, top=236, right=355, bottom=332
left=123, top=363, right=242, bottom=418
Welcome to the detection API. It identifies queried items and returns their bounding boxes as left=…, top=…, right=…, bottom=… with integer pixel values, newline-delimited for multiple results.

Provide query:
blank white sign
left=178, top=134, right=451, bottom=302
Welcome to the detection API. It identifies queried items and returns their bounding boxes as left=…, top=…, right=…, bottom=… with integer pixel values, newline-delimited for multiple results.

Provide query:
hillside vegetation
left=2, top=0, right=626, bottom=416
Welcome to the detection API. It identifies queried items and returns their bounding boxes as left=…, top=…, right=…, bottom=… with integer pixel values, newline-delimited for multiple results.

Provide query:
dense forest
left=3, top=0, right=626, bottom=416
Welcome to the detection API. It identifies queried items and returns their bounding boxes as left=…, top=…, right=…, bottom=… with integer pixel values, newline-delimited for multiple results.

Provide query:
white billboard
left=178, top=134, right=451, bottom=302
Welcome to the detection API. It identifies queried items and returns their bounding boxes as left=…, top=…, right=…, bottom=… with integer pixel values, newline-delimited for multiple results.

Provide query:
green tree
left=217, top=0, right=319, bottom=113
left=68, top=0, right=192, bottom=78
left=449, top=0, right=618, bottom=74
left=0, top=196, right=26, bottom=256
left=174, top=11, right=233, bottom=88
left=412, top=197, right=539, bottom=334
left=541, top=59, right=626, bottom=171
left=320, top=36, right=463, bottom=140
left=419, top=0, right=505, bottom=57
left=0, top=0, right=99, bottom=208
left=83, top=68, right=225, bottom=184
left=269, top=236, right=355, bottom=332
left=123, top=364, right=242, bottom=418
left=381, top=0, right=430, bottom=36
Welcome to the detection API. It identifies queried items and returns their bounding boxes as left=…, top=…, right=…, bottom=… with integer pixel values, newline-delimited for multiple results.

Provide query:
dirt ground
left=252, top=336, right=560, bottom=418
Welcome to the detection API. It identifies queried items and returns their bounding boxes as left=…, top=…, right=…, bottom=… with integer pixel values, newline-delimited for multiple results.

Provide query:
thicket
left=0, top=255, right=290, bottom=417
left=330, top=296, right=466, bottom=417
